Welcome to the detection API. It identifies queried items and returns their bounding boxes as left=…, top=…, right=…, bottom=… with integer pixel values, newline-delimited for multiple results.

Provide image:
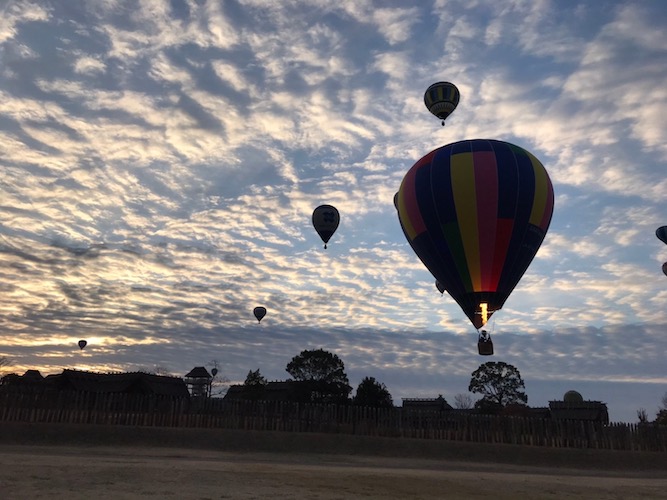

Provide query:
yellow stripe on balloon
left=398, top=179, right=419, bottom=240
left=450, top=152, right=481, bottom=290
left=528, top=152, right=548, bottom=226
left=397, top=186, right=415, bottom=239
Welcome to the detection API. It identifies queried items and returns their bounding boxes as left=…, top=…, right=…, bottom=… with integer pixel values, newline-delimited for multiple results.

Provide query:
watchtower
left=184, top=366, right=212, bottom=397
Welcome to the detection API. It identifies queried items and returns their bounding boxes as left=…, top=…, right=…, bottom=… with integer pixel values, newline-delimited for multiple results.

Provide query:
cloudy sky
left=1, top=0, right=666, bottom=423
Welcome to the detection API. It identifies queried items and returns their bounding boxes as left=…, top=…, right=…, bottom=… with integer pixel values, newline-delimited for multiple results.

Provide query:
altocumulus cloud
left=0, top=0, right=665, bottom=423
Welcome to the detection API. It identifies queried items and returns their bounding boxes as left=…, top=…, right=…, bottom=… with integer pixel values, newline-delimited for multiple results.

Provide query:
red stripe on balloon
left=473, top=151, right=499, bottom=291
left=491, top=219, right=514, bottom=291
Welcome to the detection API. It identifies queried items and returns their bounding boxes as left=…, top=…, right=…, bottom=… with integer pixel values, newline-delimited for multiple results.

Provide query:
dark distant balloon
left=393, top=192, right=399, bottom=211
left=662, top=262, right=667, bottom=277
left=211, top=368, right=218, bottom=377
left=424, top=82, right=460, bottom=126
left=397, top=139, right=554, bottom=330
left=435, top=280, right=445, bottom=294
left=78, top=340, right=87, bottom=350
left=253, top=306, right=267, bottom=323
left=312, top=204, right=340, bottom=249
left=657, top=226, right=667, bottom=245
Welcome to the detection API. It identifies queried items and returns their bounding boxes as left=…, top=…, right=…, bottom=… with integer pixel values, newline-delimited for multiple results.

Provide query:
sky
left=1, top=0, right=666, bottom=423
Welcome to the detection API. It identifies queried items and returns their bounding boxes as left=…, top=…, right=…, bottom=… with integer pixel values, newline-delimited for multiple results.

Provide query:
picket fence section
left=1, top=391, right=665, bottom=452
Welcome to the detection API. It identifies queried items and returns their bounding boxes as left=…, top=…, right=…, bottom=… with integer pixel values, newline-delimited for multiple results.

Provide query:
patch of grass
left=1, top=421, right=665, bottom=473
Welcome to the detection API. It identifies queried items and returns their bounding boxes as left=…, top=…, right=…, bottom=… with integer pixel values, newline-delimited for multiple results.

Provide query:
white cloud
left=1, top=0, right=666, bottom=424
left=372, top=8, right=421, bottom=45
left=73, top=55, right=106, bottom=75
left=0, top=2, right=49, bottom=44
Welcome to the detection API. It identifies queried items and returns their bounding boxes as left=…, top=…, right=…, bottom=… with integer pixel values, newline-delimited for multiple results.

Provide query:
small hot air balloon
left=393, top=192, right=399, bottom=211
left=78, top=340, right=87, bottom=350
left=657, top=226, right=667, bottom=245
left=253, top=306, right=267, bottom=323
left=211, top=368, right=218, bottom=377
left=435, top=280, right=445, bottom=294
left=397, top=139, right=554, bottom=333
left=662, top=262, right=667, bottom=277
left=312, top=204, right=340, bottom=249
left=424, top=82, right=460, bottom=126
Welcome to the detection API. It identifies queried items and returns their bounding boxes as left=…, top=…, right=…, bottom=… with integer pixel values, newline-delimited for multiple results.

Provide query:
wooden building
left=184, top=367, right=213, bottom=397
left=2, top=369, right=189, bottom=397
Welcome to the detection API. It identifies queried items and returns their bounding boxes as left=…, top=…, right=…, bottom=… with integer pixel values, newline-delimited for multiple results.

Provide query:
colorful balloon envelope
left=657, top=226, right=667, bottom=245
left=424, top=82, right=460, bottom=126
left=78, top=340, right=87, bottom=350
left=312, top=204, right=340, bottom=249
left=397, top=139, right=554, bottom=329
left=253, top=306, right=267, bottom=323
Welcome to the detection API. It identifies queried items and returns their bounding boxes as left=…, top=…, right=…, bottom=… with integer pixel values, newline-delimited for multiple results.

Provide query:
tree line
left=228, top=348, right=530, bottom=412
left=227, top=349, right=667, bottom=423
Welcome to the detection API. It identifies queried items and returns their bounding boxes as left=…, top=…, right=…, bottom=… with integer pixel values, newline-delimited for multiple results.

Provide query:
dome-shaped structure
left=563, top=390, right=583, bottom=403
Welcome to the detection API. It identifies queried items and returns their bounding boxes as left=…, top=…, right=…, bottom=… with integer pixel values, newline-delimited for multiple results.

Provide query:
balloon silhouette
left=657, top=226, right=667, bottom=245
left=435, top=280, right=445, bottom=294
left=312, top=204, right=340, bottom=249
left=78, top=340, right=87, bottom=350
left=424, top=82, right=460, bottom=126
left=253, top=306, right=267, bottom=323
left=663, top=262, right=667, bottom=277
left=397, top=139, right=554, bottom=329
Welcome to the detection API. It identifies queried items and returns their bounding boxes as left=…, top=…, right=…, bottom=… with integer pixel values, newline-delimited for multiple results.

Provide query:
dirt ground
left=1, top=423, right=666, bottom=499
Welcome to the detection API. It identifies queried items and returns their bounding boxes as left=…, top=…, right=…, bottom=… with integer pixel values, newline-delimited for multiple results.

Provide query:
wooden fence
left=1, top=391, right=666, bottom=452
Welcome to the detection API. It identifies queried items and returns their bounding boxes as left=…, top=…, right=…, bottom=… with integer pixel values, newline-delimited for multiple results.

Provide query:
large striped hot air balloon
left=396, top=139, right=554, bottom=330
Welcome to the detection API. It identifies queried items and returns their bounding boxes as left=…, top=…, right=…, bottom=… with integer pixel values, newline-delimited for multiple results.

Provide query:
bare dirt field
left=0, top=423, right=666, bottom=499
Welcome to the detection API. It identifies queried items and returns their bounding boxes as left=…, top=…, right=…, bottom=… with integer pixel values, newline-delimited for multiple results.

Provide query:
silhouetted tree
left=237, top=369, right=268, bottom=400
left=286, top=349, right=351, bottom=404
left=244, top=369, right=268, bottom=386
left=453, top=393, right=473, bottom=409
left=353, top=376, right=393, bottom=408
left=656, top=392, right=667, bottom=425
left=637, top=408, right=649, bottom=424
left=656, top=409, right=667, bottom=425
left=208, top=359, right=229, bottom=397
left=468, top=361, right=527, bottom=409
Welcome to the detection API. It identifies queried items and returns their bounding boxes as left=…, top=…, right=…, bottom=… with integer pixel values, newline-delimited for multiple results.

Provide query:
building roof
left=224, top=381, right=298, bottom=401
left=184, top=366, right=212, bottom=379
left=22, top=369, right=44, bottom=381
left=44, top=369, right=189, bottom=397
left=402, top=396, right=453, bottom=410
left=548, top=400, right=609, bottom=422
